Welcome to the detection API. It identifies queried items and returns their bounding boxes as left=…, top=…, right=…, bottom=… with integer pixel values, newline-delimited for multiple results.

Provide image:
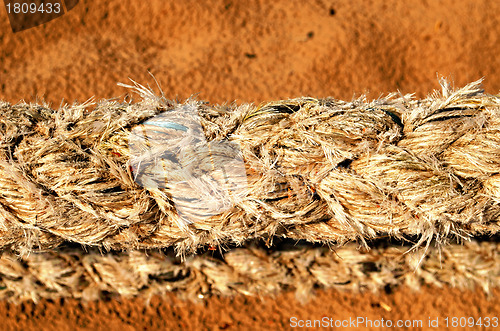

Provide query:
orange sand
left=1, top=0, right=499, bottom=329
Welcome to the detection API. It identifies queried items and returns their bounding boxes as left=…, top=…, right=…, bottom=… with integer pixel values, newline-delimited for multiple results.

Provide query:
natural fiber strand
left=0, top=79, right=498, bottom=255
left=0, top=240, right=498, bottom=303
left=0, top=79, right=499, bottom=303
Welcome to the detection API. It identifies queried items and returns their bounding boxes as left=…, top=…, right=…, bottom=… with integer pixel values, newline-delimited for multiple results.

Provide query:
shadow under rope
left=54, top=233, right=500, bottom=262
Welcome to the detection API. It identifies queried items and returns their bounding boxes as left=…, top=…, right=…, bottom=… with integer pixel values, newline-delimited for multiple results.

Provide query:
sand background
left=0, top=0, right=499, bottom=329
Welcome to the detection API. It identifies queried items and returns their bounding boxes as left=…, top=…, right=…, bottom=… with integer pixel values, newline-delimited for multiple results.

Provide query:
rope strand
left=0, top=80, right=498, bottom=256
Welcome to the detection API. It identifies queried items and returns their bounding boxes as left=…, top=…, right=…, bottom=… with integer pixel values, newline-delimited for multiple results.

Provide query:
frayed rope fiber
left=0, top=79, right=499, bottom=256
left=1, top=240, right=499, bottom=303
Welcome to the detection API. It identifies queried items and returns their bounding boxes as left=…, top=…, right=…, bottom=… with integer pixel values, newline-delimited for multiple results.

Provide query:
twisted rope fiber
left=1, top=240, right=498, bottom=303
left=0, top=80, right=499, bottom=255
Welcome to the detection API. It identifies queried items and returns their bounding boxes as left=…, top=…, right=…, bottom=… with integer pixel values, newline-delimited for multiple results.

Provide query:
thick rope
left=0, top=80, right=499, bottom=256
left=1, top=240, right=498, bottom=303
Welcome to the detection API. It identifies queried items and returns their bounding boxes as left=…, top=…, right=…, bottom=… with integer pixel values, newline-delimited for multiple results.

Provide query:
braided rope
left=1, top=240, right=498, bottom=303
left=0, top=80, right=498, bottom=256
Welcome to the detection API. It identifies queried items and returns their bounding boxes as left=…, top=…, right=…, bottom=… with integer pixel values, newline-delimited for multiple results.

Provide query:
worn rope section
left=1, top=240, right=498, bottom=303
left=0, top=79, right=498, bottom=256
